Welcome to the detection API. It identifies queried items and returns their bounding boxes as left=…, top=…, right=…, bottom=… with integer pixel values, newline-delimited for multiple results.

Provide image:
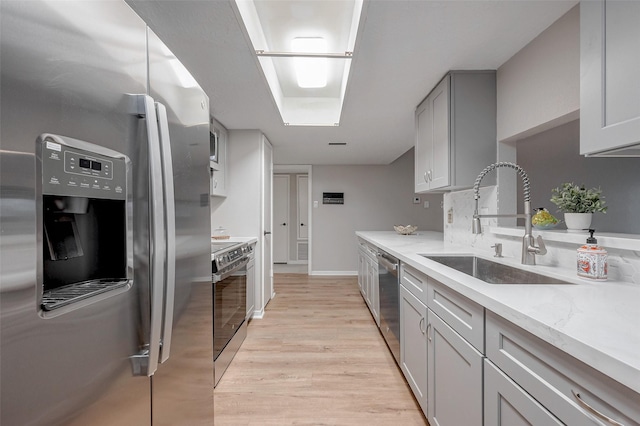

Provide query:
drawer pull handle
left=572, top=390, right=624, bottom=426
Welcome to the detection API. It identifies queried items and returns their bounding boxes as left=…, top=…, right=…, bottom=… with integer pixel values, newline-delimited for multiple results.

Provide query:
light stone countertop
left=356, top=230, right=640, bottom=395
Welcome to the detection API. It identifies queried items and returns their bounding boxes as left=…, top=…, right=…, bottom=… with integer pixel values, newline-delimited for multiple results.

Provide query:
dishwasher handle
left=376, top=252, right=398, bottom=272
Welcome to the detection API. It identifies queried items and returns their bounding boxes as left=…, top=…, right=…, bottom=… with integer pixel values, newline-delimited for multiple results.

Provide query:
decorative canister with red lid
left=577, top=229, right=607, bottom=281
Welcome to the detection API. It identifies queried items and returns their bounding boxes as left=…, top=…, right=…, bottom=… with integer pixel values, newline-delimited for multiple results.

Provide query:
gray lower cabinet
left=367, top=256, right=379, bottom=326
left=400, top=283, right=428, bottom=414
left=357, top=248, right=365, bottom=294
left=484, top=359, right=563, bottom=425
left=357, top=241, right=379, bottom=326
left=486, top=311, right=640, bottom=425
left=246, top=251, right=255, bottom=319
left=392, top=254, right=640, bottom=425
left=427, top=309, right=483, bottom=426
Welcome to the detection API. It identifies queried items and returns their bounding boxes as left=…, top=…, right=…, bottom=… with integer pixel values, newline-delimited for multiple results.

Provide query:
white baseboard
left=310, top=270, right=358, bottom=276
left=251, top=308, right=265, bottom=319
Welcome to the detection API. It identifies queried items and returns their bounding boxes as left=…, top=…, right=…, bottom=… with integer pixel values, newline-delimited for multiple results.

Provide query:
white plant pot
left=564, top=213, right=593, bottom=232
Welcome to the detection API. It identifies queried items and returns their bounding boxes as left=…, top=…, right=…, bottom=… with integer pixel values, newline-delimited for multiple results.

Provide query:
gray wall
left=311, top=148, right=443, bottom=274
left=516, top=120, right=640, bottom=234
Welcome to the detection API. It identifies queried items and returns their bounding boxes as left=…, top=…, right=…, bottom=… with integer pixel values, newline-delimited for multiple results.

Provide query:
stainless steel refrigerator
left=0, top=1, right=213, bottom=424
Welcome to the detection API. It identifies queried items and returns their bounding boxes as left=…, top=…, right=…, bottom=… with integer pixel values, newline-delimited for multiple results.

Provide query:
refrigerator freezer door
left=146, top=28, right=215, bottom=425
left=0, top=2, right=152, bottom=425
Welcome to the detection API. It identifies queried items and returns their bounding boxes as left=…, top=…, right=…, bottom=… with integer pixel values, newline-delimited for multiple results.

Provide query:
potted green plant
left=550, top=182, right=607, bottom=232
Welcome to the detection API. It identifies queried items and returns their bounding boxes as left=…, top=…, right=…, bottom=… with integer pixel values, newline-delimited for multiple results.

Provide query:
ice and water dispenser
left=38, top=134, right=131, bottom=313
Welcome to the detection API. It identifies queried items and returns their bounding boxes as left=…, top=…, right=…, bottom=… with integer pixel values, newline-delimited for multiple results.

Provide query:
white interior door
left=273, top=175, right=289, bottom=263
left=297, top=175, right=309, bottom=240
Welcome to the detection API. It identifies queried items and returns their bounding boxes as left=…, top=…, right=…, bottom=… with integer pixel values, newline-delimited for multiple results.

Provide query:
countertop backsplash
left=444, top=187, right=640, bottom=285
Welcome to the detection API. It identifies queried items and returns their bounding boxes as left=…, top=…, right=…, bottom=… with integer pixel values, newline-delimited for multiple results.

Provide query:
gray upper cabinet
left=580, top=0, right=640, bottom=156
left=415, top=71, right=497, bottom=193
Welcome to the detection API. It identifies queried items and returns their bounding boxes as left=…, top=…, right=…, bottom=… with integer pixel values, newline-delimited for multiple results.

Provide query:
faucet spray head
left=472, top=216, right=482, bottom=234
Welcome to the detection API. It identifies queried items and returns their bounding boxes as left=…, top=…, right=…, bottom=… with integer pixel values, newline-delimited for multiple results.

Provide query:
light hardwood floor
left=214, top=274, right=428, bottom=425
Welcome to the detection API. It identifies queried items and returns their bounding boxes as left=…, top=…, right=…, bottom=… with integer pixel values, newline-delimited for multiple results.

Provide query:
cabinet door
left=357, top=250, right=365, bottom=295
left=246, top=259, right=255, bottom=319
left=400, top=284, right=428, bottom=415
left=415, top=98, right=432, bottom=193
left=210, top=167, right=226, bottom=197
left=484, top=360, right=563, bottom=426
left=364, top=256, right=371, bottom=307
left=428, top=75, right=450, bottom=189
left=427, top=310, right=482, bottom=426
left=581, top=0, right=640, bottom=155
left=414, top=75, right=451, bottom=192
left=369, top=259, right=379, bottom=326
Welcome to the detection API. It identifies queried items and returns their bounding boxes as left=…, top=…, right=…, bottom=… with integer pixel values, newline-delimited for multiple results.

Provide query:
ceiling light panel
left=235, top=0, right=363, bottom=126
left=292, top=38, right=327, bottom=88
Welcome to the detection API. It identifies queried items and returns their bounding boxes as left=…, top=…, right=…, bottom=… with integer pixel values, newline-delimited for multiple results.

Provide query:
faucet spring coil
left=473, top=162, right=531, bottom=202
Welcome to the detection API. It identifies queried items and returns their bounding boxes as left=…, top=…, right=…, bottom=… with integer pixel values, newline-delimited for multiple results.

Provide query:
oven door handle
left=213, top=257, right=250, bottom=283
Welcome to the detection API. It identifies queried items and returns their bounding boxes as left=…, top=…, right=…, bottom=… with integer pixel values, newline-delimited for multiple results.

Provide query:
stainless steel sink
left=421, top=255, right=572, bottom=285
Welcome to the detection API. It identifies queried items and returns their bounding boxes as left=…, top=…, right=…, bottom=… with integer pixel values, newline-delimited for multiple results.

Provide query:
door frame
left=272, top=164, right=312, bottom=275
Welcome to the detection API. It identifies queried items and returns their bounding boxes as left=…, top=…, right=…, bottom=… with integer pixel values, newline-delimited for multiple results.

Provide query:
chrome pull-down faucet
left=472, top=162, right=546, bottom=265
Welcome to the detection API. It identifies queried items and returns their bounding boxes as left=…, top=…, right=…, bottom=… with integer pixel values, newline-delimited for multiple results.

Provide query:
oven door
left=213, top=259, right=248, bottom=361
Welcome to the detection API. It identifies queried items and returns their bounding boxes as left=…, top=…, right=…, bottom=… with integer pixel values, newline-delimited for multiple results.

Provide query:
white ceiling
left=126, top=0, right=577, bottom=166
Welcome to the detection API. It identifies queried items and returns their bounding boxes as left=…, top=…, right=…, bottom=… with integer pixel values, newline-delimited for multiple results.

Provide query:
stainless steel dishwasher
left=377, top=250, right=400, bottom=364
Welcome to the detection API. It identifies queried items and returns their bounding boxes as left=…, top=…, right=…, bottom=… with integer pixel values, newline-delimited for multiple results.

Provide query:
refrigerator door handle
left=155, top=102, right=176, bottom=364
left=130, top=94, right=166, bottom=377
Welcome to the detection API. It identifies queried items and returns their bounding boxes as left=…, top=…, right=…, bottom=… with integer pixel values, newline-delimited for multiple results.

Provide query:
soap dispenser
left=577, top=229, right=607, bottom=281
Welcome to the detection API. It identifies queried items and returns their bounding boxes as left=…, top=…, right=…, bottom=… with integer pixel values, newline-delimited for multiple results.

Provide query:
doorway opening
left=273, top=165, right=311, bottom=275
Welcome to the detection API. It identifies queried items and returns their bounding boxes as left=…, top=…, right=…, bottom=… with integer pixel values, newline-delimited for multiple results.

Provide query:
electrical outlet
left=423, top=201, right=430, bottom=208
left=447, top=208, right=453, bottom=224
left=413, top=197, right=420, bottom=204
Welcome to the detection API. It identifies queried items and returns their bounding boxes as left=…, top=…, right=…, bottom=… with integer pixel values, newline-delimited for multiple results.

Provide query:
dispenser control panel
left=40, top=136, right=127, bottom=200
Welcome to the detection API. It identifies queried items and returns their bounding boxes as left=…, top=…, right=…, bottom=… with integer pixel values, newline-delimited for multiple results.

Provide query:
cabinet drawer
left=427, top=278, right=484, bottom=353
left=486, top=311, right=640, bottom=425
left=400, top=264, right=429, bottom=305
left=484, top=359, right=562, bottom=425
